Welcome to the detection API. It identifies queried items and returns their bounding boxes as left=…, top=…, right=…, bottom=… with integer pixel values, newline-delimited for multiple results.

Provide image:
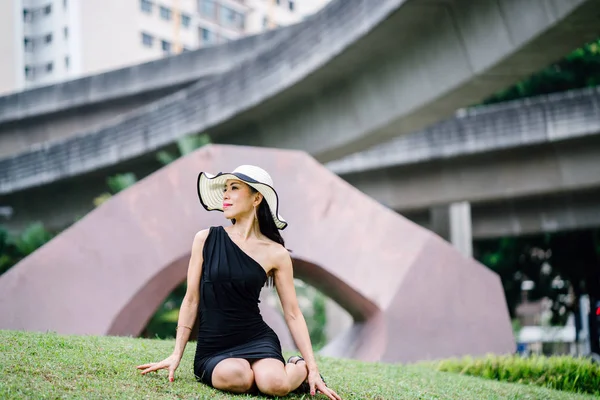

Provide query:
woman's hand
left=308, top=369, right=342, bottom=400
left=136, top=354, right=181, bottom=382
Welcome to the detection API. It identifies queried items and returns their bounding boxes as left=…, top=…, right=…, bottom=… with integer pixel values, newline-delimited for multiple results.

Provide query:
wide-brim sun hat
left=197, top=165, right=288, bottom=230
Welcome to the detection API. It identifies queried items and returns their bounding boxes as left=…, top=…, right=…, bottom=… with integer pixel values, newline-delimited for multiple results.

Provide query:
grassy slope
left=0, top=330, right=591, bottom=400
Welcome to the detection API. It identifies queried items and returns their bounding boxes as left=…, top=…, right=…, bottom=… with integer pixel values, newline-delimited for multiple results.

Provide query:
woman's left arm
left=273, top=247, right=341, bottom=399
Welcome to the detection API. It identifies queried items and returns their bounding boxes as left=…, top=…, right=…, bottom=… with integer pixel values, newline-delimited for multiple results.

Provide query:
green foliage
left=0, top=228, right=18, bottom=275
left=11, top=222, right=54, bottom=256
left=156, top=134, right=211, bottom=166
left=0, top=223, right=54, bottom=276
left=483, top=38, right=600, bottom=104
left=93, top=173, right=138, bottom=207
left=1, top=330, right=592, bottom=400
left=142, top=282, right=188, bottom=340
left=155, top=150, right=179, bottom=166
left=176, top=134, right=211, bottom=156
left=475, top=237, right=524, bottom=318
left=106, top=173, right=138, bottom=194
left=434, top=354, right=600, bottom=396
left=292, top=281, right=329, bottom=350
left=308, top=291, right=328, bottom=350
left=474, top=229, right=600, bottom=326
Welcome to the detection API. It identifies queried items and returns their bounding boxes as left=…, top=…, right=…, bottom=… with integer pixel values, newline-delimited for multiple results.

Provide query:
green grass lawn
left=0, top=330, right=593, bottom=399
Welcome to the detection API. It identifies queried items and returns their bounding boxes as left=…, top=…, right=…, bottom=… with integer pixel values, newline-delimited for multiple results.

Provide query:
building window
left=181, top=13, right=191, bottom=28
left=64, top=0, right=68, bottom=9
left=64, top=27, right=69, bottom=39
left=24, top=38, right=34, bottom=52
left=160, top=6, right=171, bottom=20
left=141, top=32, right=153, bottom=47
left=25, top=65, right=34, bottom=80
left=65, top=56, right=70, bottom=69
left=201, top=28, right=213, bottom=44
left=199, top=0, right=215, bottom=19
left=23, top=9, right=31, bottom=22
left=276, top=0, right=281, bottom=5
left=161, top=40, right=171, bottom=53
left=140, top=0, right=153, bottom=13
left=46, top=62, right=53, bottom=73
left=289, top=1, right=295, bottom=11
left=44, top=4, right=52, bottom=15
left=45, top=33, right=53, bottom=44
left=220, top=6, right=244, bottom=30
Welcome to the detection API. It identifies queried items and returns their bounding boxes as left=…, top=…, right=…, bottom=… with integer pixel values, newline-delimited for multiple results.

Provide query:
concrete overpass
left=400, top=187, right=600, bottom=240
left=2, top=0, right=600, bottom=197
left=327, top=86, right=600, bottom=250
left=328, top=86, right=600, bottom=210
left=2, top=84, right=599, bottom=242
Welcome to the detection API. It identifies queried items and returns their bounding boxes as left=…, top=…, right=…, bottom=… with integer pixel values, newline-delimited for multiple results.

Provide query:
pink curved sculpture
left=0, top=145, right=514, bottom=362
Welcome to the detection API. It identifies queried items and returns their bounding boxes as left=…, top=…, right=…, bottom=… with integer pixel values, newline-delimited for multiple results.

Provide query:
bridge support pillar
left=430, top=201, right=473, bottom=258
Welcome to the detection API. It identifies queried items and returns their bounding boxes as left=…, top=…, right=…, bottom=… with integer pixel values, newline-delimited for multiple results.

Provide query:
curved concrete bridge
left=1, top=0, right=599, bottom=194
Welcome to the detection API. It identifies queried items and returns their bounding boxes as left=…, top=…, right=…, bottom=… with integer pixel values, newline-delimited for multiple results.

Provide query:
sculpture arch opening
left=109, top=254, right=370, bottom=353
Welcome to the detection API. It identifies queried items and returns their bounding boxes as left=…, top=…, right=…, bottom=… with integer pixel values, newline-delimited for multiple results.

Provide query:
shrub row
left=433, top=354, right=600, bottom=396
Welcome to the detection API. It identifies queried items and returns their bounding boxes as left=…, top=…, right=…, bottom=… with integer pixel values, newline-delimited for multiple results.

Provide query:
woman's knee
left=212, top=359, right=254, bottom=393
left=253, top=360, right=291, bottom=397
left=256, top=374, right=290, bottom=397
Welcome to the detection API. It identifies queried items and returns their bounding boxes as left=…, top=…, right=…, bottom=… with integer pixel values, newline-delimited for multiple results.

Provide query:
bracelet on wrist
left=176, top=325, right=192, bottom=331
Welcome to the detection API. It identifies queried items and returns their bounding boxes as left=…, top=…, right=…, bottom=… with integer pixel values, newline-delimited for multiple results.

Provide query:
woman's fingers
left=138, top=362, right=166, bottom=375
left=316, top=381, right=342, bottom=400
left=323, top=387, right=342, bottom=400
left=329, top=388, right=343, bottom=400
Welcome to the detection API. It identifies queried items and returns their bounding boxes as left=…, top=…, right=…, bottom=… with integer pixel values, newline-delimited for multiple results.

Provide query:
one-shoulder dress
left=193, top=226, right=285, bottom=387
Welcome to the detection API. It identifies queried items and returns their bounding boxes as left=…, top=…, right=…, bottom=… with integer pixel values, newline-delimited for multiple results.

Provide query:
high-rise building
left=0, top=0, right=331, bottom=96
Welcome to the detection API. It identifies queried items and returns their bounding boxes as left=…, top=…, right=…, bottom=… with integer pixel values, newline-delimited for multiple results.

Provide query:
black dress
left=193, top=226, right=285, bottom=387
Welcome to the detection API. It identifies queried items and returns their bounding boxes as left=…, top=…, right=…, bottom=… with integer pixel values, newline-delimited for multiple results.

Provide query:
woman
left=137, top=165, right=341, bottom=399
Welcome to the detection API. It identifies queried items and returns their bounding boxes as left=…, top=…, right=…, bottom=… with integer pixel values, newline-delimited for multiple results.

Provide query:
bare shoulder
left=192, top=228, right=211, bottom=248
left=267, top=241, right=291, bottom=269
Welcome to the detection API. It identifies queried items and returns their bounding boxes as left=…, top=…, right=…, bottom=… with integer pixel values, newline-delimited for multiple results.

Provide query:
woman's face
left=222, top=179, right=259, bottom=220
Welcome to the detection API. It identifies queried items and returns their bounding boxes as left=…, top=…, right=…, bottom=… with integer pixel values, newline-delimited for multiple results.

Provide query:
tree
left=0, top=223, right=55, bottom=276
left=482, top=38, right=600, bottom=105
left=547, top=231, right=600, bottom=354
left=155, top=134, right=211, bottom=166
left=475, top=229, right=600, bottom=354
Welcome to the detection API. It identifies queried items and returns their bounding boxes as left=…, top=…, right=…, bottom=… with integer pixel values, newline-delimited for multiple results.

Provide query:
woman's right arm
left=171, top=229, right=208, bottom=359
left=136, top=229, right=209, bottom=381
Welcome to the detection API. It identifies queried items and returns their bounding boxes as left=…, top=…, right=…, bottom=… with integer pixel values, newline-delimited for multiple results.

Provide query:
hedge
left=433, top=354, right=600, bottom=396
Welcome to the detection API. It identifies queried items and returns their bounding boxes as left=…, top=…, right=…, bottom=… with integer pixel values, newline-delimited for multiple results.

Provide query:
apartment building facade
left=0, top=0, right=330, bottom=96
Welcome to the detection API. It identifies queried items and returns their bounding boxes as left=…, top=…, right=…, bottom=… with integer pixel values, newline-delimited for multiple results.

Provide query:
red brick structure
left=0, top=145, right=514, bottom=362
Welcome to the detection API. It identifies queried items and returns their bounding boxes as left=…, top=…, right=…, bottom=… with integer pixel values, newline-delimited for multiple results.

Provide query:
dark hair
left=232, top=185, right=286, bottom=287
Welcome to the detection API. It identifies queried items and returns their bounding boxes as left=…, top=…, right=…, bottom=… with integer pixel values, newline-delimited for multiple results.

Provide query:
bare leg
left=252, top=358, right=308, bottom=397
left=211, top=358, right=255, bottom=394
